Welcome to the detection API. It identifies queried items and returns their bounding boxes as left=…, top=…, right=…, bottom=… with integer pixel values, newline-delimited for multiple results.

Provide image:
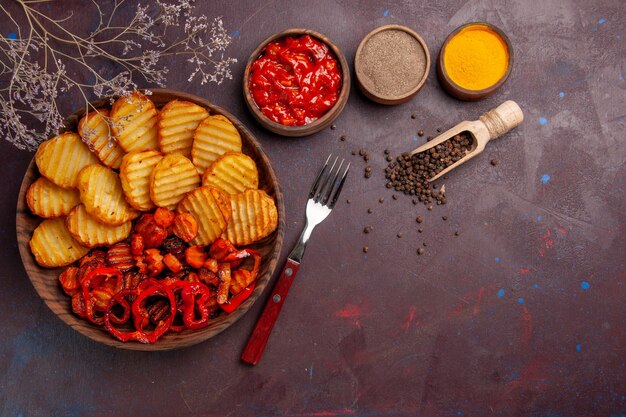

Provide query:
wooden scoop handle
left=479, top=100, right=524, bottom=140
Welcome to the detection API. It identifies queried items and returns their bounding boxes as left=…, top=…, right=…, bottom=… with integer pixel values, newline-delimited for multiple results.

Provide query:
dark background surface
left=1, top=1, right=625, bottom=416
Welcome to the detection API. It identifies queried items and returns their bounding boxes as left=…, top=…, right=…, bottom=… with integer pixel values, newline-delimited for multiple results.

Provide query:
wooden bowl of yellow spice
left=437, top=22, right=513, bottom=101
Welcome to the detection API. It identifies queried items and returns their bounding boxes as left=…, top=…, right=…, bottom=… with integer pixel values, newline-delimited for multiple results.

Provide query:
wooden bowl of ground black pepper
left=243, top=28, right=350, bottom=137
left=355, top=25, right=430, bottom=105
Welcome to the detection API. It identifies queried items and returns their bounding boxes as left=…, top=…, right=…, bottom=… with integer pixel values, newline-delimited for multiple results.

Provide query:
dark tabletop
left=1, top=1, right=625, bottom=416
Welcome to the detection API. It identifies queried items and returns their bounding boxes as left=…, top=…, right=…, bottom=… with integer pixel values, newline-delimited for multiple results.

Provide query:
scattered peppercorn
left=411, top=113, right=417, bottom=119
left=490, top=159, right=499, bottom=166
left=363, top=226, right=373, bottom=234
left=340, top=135, right=346, bottom=141
left=384, top=132, right=471, bottom=206
left=423, top=242, right=428, bottom=247
left=392, top=194, right=398, bottom=200
left=363, top=246, right=369, bottom=253
left=379, top=197, right=384, bottom=203
left=454, top=231, right=459, bottom=236
left=418, top=129, right=424, bottom=137
left=418, top=228, right=423, bottom=233
left=436, top=127, right=442, bottom=133
left=367, top=208, right=373, bottom=214
left=442, top=216, right=447, bottom=221
left=417, top=248, right=424, bottom=255
left=351, top=150, right=356, bottom=156
left=331, top=124, right=337, bottom=130
left=415, top=216, right=423, bottom=223
left=346, top=199, right=351, bottom=204
left=397, top=232, right=403, bottom=238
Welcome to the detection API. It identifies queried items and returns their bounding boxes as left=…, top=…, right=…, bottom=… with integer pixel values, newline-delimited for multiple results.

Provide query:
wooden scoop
left=410, top=100, right=524, bottom=182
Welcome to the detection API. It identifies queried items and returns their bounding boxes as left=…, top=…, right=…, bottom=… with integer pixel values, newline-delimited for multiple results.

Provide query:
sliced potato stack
left=150, top=154, right=200, bottom=210
left=158, top=100, right=208, bottom=157
left=223, top=189, right=278, bottom=246
left=77, top=164, right=138, bottom=225
left=26, top=177, right=80, bottom=218
left=120, top=150, right=163, bottom=210
left=176, top=185, right=231, bottom=246
left=66, top=204, right=131, bottom=248
left=78, top=109, right=125, bottom=169
left=110, top=92, right=159, bottom=152
left=35, top=132, right=100, bottom=189
left=192, top=115, right=242, bottom=174
left=29, top=218, right=89, bottom=268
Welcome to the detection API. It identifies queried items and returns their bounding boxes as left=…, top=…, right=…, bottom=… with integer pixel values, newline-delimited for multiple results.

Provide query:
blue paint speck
left=497, top=289, right=505, bottom=298
left=581, top=281, right=590, bottom=290
left=7, top=32, right=17, bottom=40
left=559, top=92, right=565, bottom=98
left=620, top=75, right=624, bottom=81
left=517, top=298, right=524, bottom=304
left=539, top=116, right=548, bottom=126
left=412, top=135, right=418, bottom=142
left=576, top=344, right=582, bottom=352
left=457, top=411, right=462, bottom=416
left=536, top=215, right=543, bottom=222
left=233, top=30, right=239, bottom=37
left=541, top=174, right=551, bottom=185
left=383, top=9, right=389, bottom=17
left=495, top=257, right=500, bottom=263
left=533, top=283, right=539, bottom=289
left=598, top=18, right=606, bottom=24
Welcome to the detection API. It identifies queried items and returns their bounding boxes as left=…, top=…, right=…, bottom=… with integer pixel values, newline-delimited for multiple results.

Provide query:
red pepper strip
left=222, top=249, right=261, bottom=272
left=181, top=282, right=211, bottom=330
left=104, top=289, right=143, bottom=342
left=167, top=280, right=189, bottom=333
left=82, top=267, right=122, bottom=325
left=131, top=283, right=176, bottom=343
left=220, top=282, right=256, bottom=314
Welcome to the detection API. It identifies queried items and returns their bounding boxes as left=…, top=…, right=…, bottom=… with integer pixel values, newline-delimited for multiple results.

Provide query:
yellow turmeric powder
left=443, top=24, right=509, bottom=91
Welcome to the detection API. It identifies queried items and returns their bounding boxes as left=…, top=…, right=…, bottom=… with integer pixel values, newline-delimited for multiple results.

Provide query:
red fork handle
left=241, top=258, right=300, bottom=365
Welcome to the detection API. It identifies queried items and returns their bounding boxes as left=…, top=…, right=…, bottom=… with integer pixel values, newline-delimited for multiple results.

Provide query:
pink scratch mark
left=538, top=229, right=555, bottom=256
left=557, top=225, right=568, bottom=235
left=449, top=286, right=494, bottom=318
left=403, top=306, right=418, bottom=330
left=520, top=306, right=533, bottom=346
left=520, top=268, right=531, bottom=276
left=473, top=287, right=485, bottom=315
left=335, top=304, right=363, bottom=319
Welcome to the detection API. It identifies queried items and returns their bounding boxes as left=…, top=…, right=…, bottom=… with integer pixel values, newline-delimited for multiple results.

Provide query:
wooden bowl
left=242, top=28, right=350, bottom=137
left=16, top=89, right=285, bottom=351
left=437, top=22, right=513, bottom=101
left=354, top=25, right=430, bottom=105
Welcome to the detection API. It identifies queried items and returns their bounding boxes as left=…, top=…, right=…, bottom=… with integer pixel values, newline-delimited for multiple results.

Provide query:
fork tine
left=314, top=156, right=338, bottom=202
left=308, top=154, right=331, bottom=199
left=328, top=162, right=350, bottom=208
left=320, top=159, right=344, bottom=206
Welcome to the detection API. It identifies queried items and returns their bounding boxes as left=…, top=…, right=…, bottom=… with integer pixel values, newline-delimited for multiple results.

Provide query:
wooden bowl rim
left=242, top=28, right=350, bottom=136
left=354, top=24, right=431, bottom=104
left=437, top=22, right=514, bottom=100
left=16, top=88, right=285, bottom=351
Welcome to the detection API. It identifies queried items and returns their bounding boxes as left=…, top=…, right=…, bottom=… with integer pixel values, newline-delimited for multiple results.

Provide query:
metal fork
left=241, top=155, right=350, bottom=365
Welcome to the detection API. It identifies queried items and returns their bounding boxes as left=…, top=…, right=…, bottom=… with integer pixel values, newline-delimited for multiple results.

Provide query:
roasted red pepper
left=131, top=282, right=175, bottom=343
left=180, top=282, right=211, bottom=330
left=104, top=289, right=142, bottom=342
left=82, top=267, right=122, bottom=325
left=220, top=282, right=256, bottom=314
left=249, top=35, right=342, bottom=126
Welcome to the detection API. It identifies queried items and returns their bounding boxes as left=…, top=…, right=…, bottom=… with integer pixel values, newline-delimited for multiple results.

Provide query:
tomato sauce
left=248, top=35, right=342, bottom=126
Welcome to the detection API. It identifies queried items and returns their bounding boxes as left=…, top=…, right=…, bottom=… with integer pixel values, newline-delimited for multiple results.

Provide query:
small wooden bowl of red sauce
left=243, top=28, right=350, bottom=137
